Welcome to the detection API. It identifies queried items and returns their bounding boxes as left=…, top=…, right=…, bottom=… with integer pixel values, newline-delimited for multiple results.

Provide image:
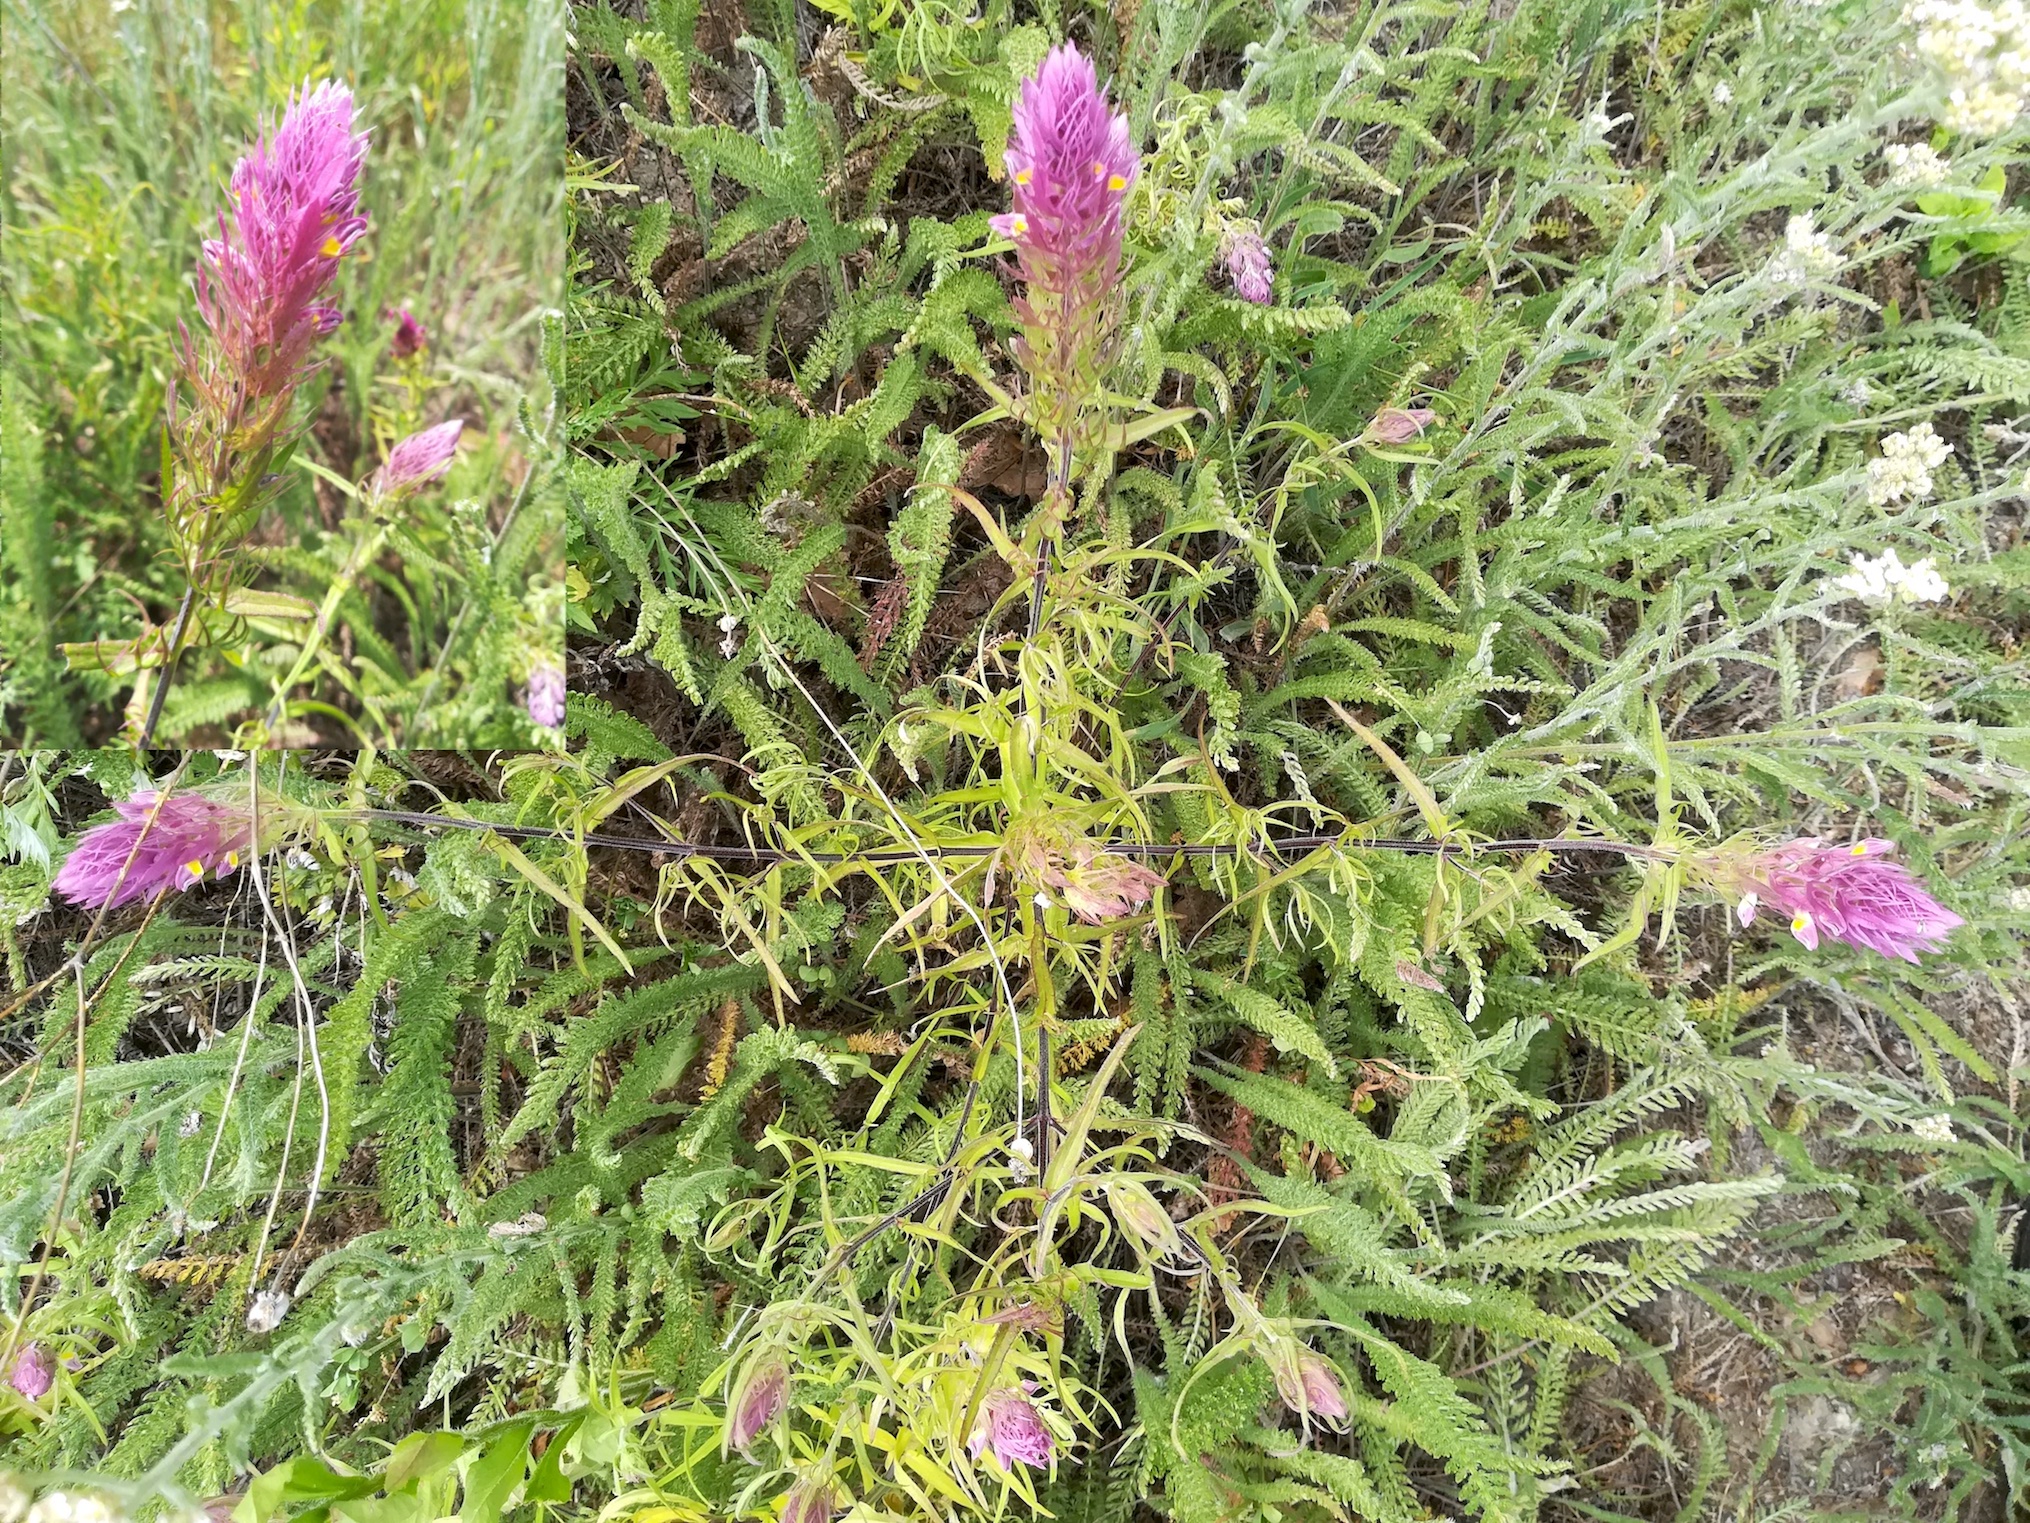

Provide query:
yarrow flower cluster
left=1903, top=0, right=2030, bottom=135
left=1220, top=226, right=1273, bottom=304
left=15, top=1495, right=121, bottom=1523
left=1767, top=212, right=1843, bottom=289
left=1830, top=547, right=1952, bottom=605
left=1702, top=837, right=1965, bottom=963
left=52, top=791, right=259, bottom=910
left=1865, top=420, right=1953, bottom=505
left=991, top=44, right=1140, bottom=452
left=1882, top=140, right=1954, bottom=187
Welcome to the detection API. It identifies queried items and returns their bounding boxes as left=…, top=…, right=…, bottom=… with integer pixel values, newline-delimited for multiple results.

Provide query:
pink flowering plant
left=19, top=50, right=561, bottom=749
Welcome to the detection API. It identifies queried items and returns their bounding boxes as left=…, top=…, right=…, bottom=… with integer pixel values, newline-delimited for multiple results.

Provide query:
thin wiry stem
left=247, top=756, right=332, bottom=1261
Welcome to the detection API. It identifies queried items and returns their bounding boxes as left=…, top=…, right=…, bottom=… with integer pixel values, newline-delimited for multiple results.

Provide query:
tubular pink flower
left=991, top=44, right=1139, bottom=447
left=386, top=306, right=428, bottom=360
left=1727, top=838, right=1963, bottom=963
left=195, top=80, right=369, bottom=400
left=53, top=791, right=258, bottom=910
left=969, top=1385, right=1055, bottom=1471
left=1222, top=228, right=1273, bottom=304
left=9, top=1342, right=52, bottom=1401
left=525, top=662, right=566, bottom=729
left=371, top=419, right=464, bottom=498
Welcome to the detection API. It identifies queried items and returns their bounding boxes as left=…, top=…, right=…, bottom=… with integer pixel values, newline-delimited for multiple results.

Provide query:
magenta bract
left=725, top=1357, right=787, bottom=1457
left=1733, top=838, right=1963, bottom=963
left=525, top=662, right=566, bottom=730
left=196, top=80, right=369, bottom=400
left=52, top=791, right=258, bottom=910
left=969, top=1386, right=1054, bottom=1470
left=373, top=419, right=464, bottom=498
left=9, top=1342, right=52, bottom=1401
left=387, top=306, right=428, bottom=360
left=1222, top=229, right=1273, bottom=304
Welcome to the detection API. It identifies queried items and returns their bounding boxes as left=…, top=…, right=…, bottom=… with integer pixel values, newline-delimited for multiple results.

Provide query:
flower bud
left=386, top=306, right=428, bottom=360
left=1366, top=407, right=1436, bottom=445
left=1105, top=1179, right=1183, bottom=1263
left=724, top=1353, right=789, bottom=1457
left=371, top=419, right=463, bottom=499
left=8, top=1342, right=52, bottom=1400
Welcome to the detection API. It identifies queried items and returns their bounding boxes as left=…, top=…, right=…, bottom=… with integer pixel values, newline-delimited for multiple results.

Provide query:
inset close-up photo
left=0, top=0, right=566, bottom=748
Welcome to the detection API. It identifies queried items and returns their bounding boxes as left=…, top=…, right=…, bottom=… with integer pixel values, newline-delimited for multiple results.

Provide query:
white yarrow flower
left=1909, top=1113, right=1956, bottom=1143
left=247, top=1287, right=292, bottom=1333
left=1830, top=547, right=1953, bottom=606
left=1864, top=421, right=1953, bottom=505
left=1882, top=141, right=1952, bottom=187
left=1905, top=0, right=2030, bottom=134
left=1712, top=80, right=1733, bottom=105
left=1768, top=212, right=1843, bottom=289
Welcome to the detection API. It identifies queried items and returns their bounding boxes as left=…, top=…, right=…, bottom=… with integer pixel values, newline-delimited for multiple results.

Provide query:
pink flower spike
left=53, top=791, right=258, bottom=910
left=9, top=1342, right=52, bottom=1401
left=1001, top=45, right=1138, bottom=268
left=372, top=419, right=463, bottom=498
left=1222, top=229, right=1273, bottom=304
left=386, top=306, right=428, bottom=360
left=526, top=662, right=566, bottom=730
left=969, top=1386, right=1055, bottom=1471
left=1368, top=407, right=1437, bottom=444
left=1720, top=837, right=1963, bottom=963
left=196, top=80, right=369, bottom=399
left=993, top=42, right=1140, bottom=448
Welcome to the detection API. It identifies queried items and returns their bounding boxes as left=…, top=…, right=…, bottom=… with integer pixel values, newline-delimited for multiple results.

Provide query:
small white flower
left=1842, top=378, right=1873, bottom=407
left=1864, top=421, right=1953, bottom=505
left=247, top=1287, right=292, bottom=1333
left=28, top=1497, right=118, bottom=1523
left=180, top=1109, right=204, bottom=1138
left=1711, top=80, right=1733, bottom=105
left=1882, top=141, right=1952, bottom=188
left=717, top=612, right=741, bottom=633
left=1768, top=212, right=1843, bottom=289
left=0, top=1478, right=29, bottom=1523
left=1909, top=1113, right=1956, bottom=1144
left=2006, top=884, right=2030, bottom=911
